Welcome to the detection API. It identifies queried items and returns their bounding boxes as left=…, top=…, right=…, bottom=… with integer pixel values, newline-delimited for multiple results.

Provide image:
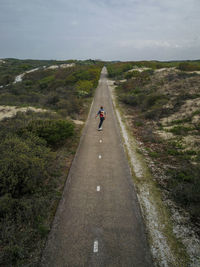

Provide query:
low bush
left=0, top=132, right=56, bottom=266
left=0, top=134, right=53, bottom=198
left=168, top=165, right=200, bottom=221
left=25, top=119, right=74, bottom=147
left=178, top=62, right=200, bottom=72
left=169, top=125, right=193, bottom=135
left=0, top=111, right=78, bottom=266
left=107, top=63, right=133, bottom=79
left=170, top=118, right=191, bottom=125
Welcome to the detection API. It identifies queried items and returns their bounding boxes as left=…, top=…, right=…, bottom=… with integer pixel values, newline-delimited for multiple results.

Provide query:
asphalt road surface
left=41, top=67, right=153, bottom=267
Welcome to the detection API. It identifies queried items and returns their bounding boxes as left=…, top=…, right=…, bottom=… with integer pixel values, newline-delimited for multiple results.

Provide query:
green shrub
left=169, top=125, right=193, bottom=135
left=178, top=62, right=200, bottom=71
left=167, top=149, right=182, bottom=156
left=0, top=113, right=67, bottom=265
left=0, top=135, right=53, bottom=198
left=107, top=63, right=133, bottom=78
left=37, top=224, right=50, bottom=238
left=26, top=119, right=74, bottom=146
left=170, top=118, right=191, bottom=125
left=143, top=93, right=166, bottom=110
left=134, top=120, right=144, bottom=127
left=76, top=80, right=93, bottom=96
left=168, top=165, right=200, bottom=218
left=119, top=94, right=138, bottom=106
left=192, top=110, right=200, bottom=116
left=169, top=164, right=200, bottom=221
left=124, top=72, right=134, bottom=79
left=39, top=75, right=55, bottom=89
left=0, top=74, right=13, bottom=85
left=149, top=151, right=159, bottom=158
left=65, top=74, right=77, bottom=84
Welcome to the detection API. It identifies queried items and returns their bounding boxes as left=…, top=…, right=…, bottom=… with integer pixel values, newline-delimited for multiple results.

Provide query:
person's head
left=100, top=106, right=103, bottom=109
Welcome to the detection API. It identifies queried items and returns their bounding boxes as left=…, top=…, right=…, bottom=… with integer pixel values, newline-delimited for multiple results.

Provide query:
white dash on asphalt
left=93, top=240, right=98, bottom=253
left=97, top=186, right=100, bottom=191
left=98, top=155, right=102, bottom=159
left=99, top=139, right=102, bottom=143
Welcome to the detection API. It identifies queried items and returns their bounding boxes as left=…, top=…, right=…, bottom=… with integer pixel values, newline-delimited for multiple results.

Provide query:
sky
left=0, top=0, right=200, bottom=61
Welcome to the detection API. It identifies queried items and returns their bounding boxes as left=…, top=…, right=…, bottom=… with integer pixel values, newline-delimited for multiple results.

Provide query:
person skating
left=96, top=106, right=106, bottom=131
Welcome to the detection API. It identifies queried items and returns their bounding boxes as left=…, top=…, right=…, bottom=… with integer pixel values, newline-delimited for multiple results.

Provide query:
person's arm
left=96, top=110, right=100, bottom=118
left=96, top=110, right=100, bottom=117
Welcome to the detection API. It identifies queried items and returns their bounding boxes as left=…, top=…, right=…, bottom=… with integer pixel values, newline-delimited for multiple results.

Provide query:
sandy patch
left=188, top=71, right=200, bottom=75
left=128, top=67, right=151, bottom=73
left=47, top=63, right=75, bottom=70
left=0, top=105, right=48, bottom=121
left=13, top=63, right=76, bottom=84
left=138, top=185, right=175, bottom=267
left=156, top=130, right=174, bottom=140
left=72, top=119, right=84, bottom=125
left=155, top=67, right=177, bottom=73
left=46, top=65, right=59, bottom=70
left=60, top=63, right=75, bottom=68
left=183, top=135, right=200, bottom=150
left=14, top=67, right=40, bottom=83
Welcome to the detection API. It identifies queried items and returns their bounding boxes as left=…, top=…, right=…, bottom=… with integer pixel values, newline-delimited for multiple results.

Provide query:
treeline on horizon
left=106, top=59, right=200, bottom=79
left=1, top=58, right=200, bottom=86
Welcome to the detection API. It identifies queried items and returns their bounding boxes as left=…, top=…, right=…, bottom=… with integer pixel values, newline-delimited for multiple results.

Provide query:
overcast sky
left=0, top=0, right=200, bottom=61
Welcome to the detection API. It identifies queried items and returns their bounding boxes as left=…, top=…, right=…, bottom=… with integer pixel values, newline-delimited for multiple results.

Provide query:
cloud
left=0, top=0, right=200, bottom=60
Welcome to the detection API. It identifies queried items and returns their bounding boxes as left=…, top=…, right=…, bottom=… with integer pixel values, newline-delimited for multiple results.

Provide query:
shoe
left=98, top=127, right=102, bottom=131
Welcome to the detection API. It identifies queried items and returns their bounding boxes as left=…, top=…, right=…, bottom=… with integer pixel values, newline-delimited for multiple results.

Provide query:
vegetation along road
left=41, top=67, right=153, bottom=266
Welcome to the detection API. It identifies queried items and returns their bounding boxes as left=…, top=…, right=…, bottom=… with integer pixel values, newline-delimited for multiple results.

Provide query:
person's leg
left=98, top=119, right=102, bottom=129
left=99, top=117, right=104, bottom=129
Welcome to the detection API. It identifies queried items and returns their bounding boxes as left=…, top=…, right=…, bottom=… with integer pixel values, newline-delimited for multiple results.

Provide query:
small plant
left=134, top=120, right=144, bottom=127
left=149, top=150, right=159, bottom=158
left=170, top=118, right=191, bottom=125
left=167, top=149, right=182, bottom=156
left=192, top=110, right=200, bottom=116
left=169, top=125, right=193, bottom=135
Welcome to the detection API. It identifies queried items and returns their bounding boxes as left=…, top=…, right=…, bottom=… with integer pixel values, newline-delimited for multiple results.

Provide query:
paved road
left=41, top=67, right=153, bottom=267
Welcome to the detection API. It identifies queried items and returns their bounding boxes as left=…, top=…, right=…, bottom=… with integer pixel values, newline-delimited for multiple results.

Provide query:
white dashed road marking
left=98, top=155, right=102, bottom=159
left=97, top=186, right=100, bottom=191
left=93, top=240, right=98, bottom=253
